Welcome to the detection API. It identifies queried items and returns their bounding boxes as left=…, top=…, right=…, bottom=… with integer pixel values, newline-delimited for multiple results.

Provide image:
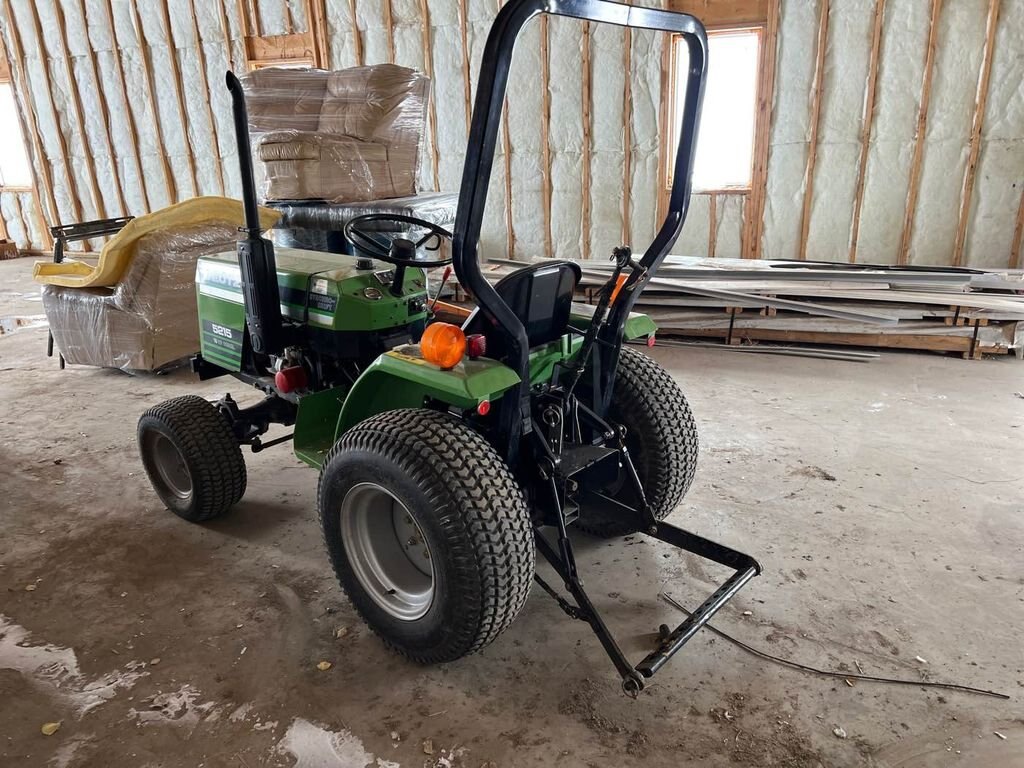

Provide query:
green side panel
left=527, top=336, right=583, bottom=386
left=293, top=385, right=349, bottom=468
left=196, top=248, right=427, bottom=333
left=569, top=302, right=657, bottom=339
left=196, top=289, right=246, bottom=371
left=334, top=346, right=521, bottom=437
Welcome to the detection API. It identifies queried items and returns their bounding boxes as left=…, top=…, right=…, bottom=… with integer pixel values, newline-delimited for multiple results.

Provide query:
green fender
left=569, top=303, right=657, bottom=340
left=292, top=345, right=520, bottom=469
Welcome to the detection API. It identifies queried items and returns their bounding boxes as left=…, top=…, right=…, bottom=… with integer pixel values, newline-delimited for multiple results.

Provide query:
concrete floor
left=1, top=255, right=1023, bottom=768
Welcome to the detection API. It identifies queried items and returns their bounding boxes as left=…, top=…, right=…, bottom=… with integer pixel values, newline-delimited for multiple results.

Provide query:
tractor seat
left=462, top=261, right=581, bottom=357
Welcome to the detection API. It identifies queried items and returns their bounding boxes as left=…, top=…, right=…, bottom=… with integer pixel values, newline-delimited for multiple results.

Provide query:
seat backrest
left=241, top=68, right=329, bottom=133
left=317, top=64, right=429, bottom=144
left=464, top=261, right=581, bottom=356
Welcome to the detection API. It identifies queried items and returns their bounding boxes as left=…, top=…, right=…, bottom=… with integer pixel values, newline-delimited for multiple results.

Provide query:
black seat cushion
left=463, top=260, right=581, bottom=357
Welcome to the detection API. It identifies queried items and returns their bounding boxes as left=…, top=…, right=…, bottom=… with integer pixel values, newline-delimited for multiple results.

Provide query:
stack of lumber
left=482, top=256, right=1024, bottom=359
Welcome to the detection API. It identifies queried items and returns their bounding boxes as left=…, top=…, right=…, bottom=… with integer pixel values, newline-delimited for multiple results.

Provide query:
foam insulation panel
left=2, top=0, right=1022, bottom=269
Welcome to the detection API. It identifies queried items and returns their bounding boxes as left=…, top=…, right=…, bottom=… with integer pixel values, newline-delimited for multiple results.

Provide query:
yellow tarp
left=33, top=196, right=281, bottom=288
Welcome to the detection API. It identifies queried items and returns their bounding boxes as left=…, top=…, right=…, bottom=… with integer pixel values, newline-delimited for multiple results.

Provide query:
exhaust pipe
left=225, top=71, right=283, bottom=358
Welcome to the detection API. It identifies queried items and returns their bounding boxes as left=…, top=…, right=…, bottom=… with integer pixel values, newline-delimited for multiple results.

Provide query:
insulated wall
left=1, top=0, right=1022, bottom=269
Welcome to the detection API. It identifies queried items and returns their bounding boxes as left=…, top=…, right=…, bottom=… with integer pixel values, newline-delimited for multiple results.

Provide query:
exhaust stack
left=225, top=71, right=283, bottom=357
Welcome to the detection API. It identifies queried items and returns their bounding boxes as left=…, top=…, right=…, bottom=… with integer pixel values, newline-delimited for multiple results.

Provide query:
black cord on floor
left=659, top=592, right=1010, bottom=701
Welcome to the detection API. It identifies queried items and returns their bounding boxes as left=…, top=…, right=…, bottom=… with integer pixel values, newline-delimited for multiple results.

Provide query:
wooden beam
left=347, top=0, right=364, bottom=66
left=187, top=0, right=227, bottom=196
left=708, top=192, right=717, bottom=258
left=952, top=0, right=1000, bottom=268
left=744, top=0, right=778, bottom=259
left=383, top=0, right=396, bottom=63
left=129, top=0, right=176, bottom=203
left=540, top=17, right=553, bottom=257
left=498, top=0, right=513, bottom=259
left=249, top=0, right=263, bottom=36
left=52, top=0, right=108, bottom=220
left=458, top=0, right=472, bottom=132
left=581, top=22, right=592, bottom=261
left=655, top=32, right=672, bottom=222
left=417, top=0, right=440, bottom=191
left=1011, top=189, right=1024, bottom=270
left=156, top=0, right=199, bottom=196
left=847, top=0, right=885, bottom=263
left=24, top=0, right=85, bottom=229
left=797, top=0, right=828, bottom=261
left=306, top=0, right=331, bottom=68
left=897, top=0, right=942, bottom=266
left=669, top=0, right=769, bottom=26
left=100, top=0, right=150, bottom=212
left=622, top=27, right=632, bottom=246
left=244, top=32, right=317, bottom=63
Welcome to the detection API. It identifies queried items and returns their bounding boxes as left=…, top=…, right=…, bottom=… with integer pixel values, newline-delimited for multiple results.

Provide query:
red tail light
left=647, top=335, right=656, bottom=348
left=466, top=333, right=487, bottom=359
left=476, top=399, right=491, bottom=416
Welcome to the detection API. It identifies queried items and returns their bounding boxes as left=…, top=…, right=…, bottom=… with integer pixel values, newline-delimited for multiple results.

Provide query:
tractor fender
left=334, top=346, right=521, bottom=438
left=569, top=303, right=657, bottom=340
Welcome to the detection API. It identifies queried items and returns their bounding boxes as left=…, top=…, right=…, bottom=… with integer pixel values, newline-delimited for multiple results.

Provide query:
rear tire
left=578, top=346, right=699, bottom=537
left=138, top=395, right=247, bottom=522
left=318, top=408, right=534, bottom=663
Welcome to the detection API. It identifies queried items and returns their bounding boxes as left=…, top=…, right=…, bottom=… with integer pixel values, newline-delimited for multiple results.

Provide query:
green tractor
left=137, top=0, right=760, bottom=696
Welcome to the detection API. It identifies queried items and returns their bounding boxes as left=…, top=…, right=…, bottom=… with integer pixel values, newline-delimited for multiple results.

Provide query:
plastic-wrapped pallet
left=241, top=65, right=430, bottom=204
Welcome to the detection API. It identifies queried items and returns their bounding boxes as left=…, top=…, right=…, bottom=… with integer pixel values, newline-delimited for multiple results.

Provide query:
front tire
left=579, top=346, right=699, bottom=537
left=318, top=408, right=534, bottom=663
left=137, top=395, right=247, bottom=522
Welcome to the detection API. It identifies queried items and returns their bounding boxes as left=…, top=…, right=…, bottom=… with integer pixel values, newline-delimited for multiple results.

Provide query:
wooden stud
left=417, top=0, right=441, bottom=190
left=581, top=22, right=592, bottom=261
left=897, top=0, right=942, bottom=266
left=1010, top=189, right=1024, bottom=270
left=383, top=0, right=396, bottom=63
left=656, top=32, right=672, bottom=222
left=952, top=0, right=1000, bottom=267
left=71, top=0, right=129, bottom=217
left=249, top=0, right=263, bottom=36
left=129, top=0, right=176, bottom=203
left=187, top=0, right=227, bottom=196
left=622, top=27, right=632, bottom=246
left=797, top=0, right=829, bottom=261
left=99, top=0, right=150, bottom=212
left=24, top=0, right=85, bottom=228
left=52, top=0, right=107, bottom=220
left=347, top=0, right=364, bottom=66
left=306, top=0, right=331, bottom=68
left=155, top=0, right=199, bottom=196
left=458, top=0, right=472, bottom=132
left=540, top=17, right=553, bottom=257
left=745, top=0, right=779, bottom=259
left=0, top=202, right=8, bottom=242
left=847, top=0, right=885, bottom=263
left=708, top=192, right=717, bottom=258
left=217, top=0, right=235, bottom=69
left=284, top=0, right=295, bottom=34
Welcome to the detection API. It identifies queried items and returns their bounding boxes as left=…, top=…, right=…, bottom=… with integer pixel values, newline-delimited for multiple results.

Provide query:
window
left=667, top=28, right=760, bottom=192
left=0, top=82, right=32, bottom=188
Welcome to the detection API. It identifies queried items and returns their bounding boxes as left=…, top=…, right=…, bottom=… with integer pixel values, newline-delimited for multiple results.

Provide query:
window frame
left=0, top=60, right=34, bottom=192
left=665, top=25, right=763, bottom=194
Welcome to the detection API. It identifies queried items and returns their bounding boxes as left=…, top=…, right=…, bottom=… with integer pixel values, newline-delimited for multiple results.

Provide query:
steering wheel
left=344, top=214, right=453, bottom=297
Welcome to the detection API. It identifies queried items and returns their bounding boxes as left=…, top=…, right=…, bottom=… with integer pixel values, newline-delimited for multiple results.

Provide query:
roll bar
left=452, top=0, right=707, bottom=453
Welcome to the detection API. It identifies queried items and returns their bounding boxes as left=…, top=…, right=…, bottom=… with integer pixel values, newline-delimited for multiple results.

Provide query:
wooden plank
left=52, top=0, right=108, bottom=220
left=745, top=0, right=779, bottom=259
left=458, top=0, right=473, bottom=132
left=541, top=17, right=553, bottom=257
left=581, top=22, right=592, bottom=260
left=244, top=33, right=317, bottom=64
left=847, top=0, right=885, bottom=264
left=100, top=0, right=150, bottom=212
left=1011, top=189, right=1024, bottom=270
left=418, top=0, right=441, bottom=190
left=383, top=0, right=396, bottom=63
left=622, top=27, right=632, bottom=246
left=707, top=192, right=717, bottom=258
left=347, top=0, right=364, bottom=66
left=24, top=0, right=85, bottom=229
left=897, top=0, right=942, bottom=266
left=217, top=0, right=236, bottom=69
left=187, top=0, right=226, bottom=196
left=669, top=0, right=769, bottom=25
left=797, top=0, right=828, bottom=261
left=129, top=0, right=176, bottom=203
left=952, top=0, right=1000, bottom=268
left=156, top=0, right=199, bottom=196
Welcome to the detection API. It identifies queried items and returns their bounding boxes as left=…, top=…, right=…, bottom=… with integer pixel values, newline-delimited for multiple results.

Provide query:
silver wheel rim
left=143, top=431, right=192, bottom=500
left=339, top=482, right=435, bottom=621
